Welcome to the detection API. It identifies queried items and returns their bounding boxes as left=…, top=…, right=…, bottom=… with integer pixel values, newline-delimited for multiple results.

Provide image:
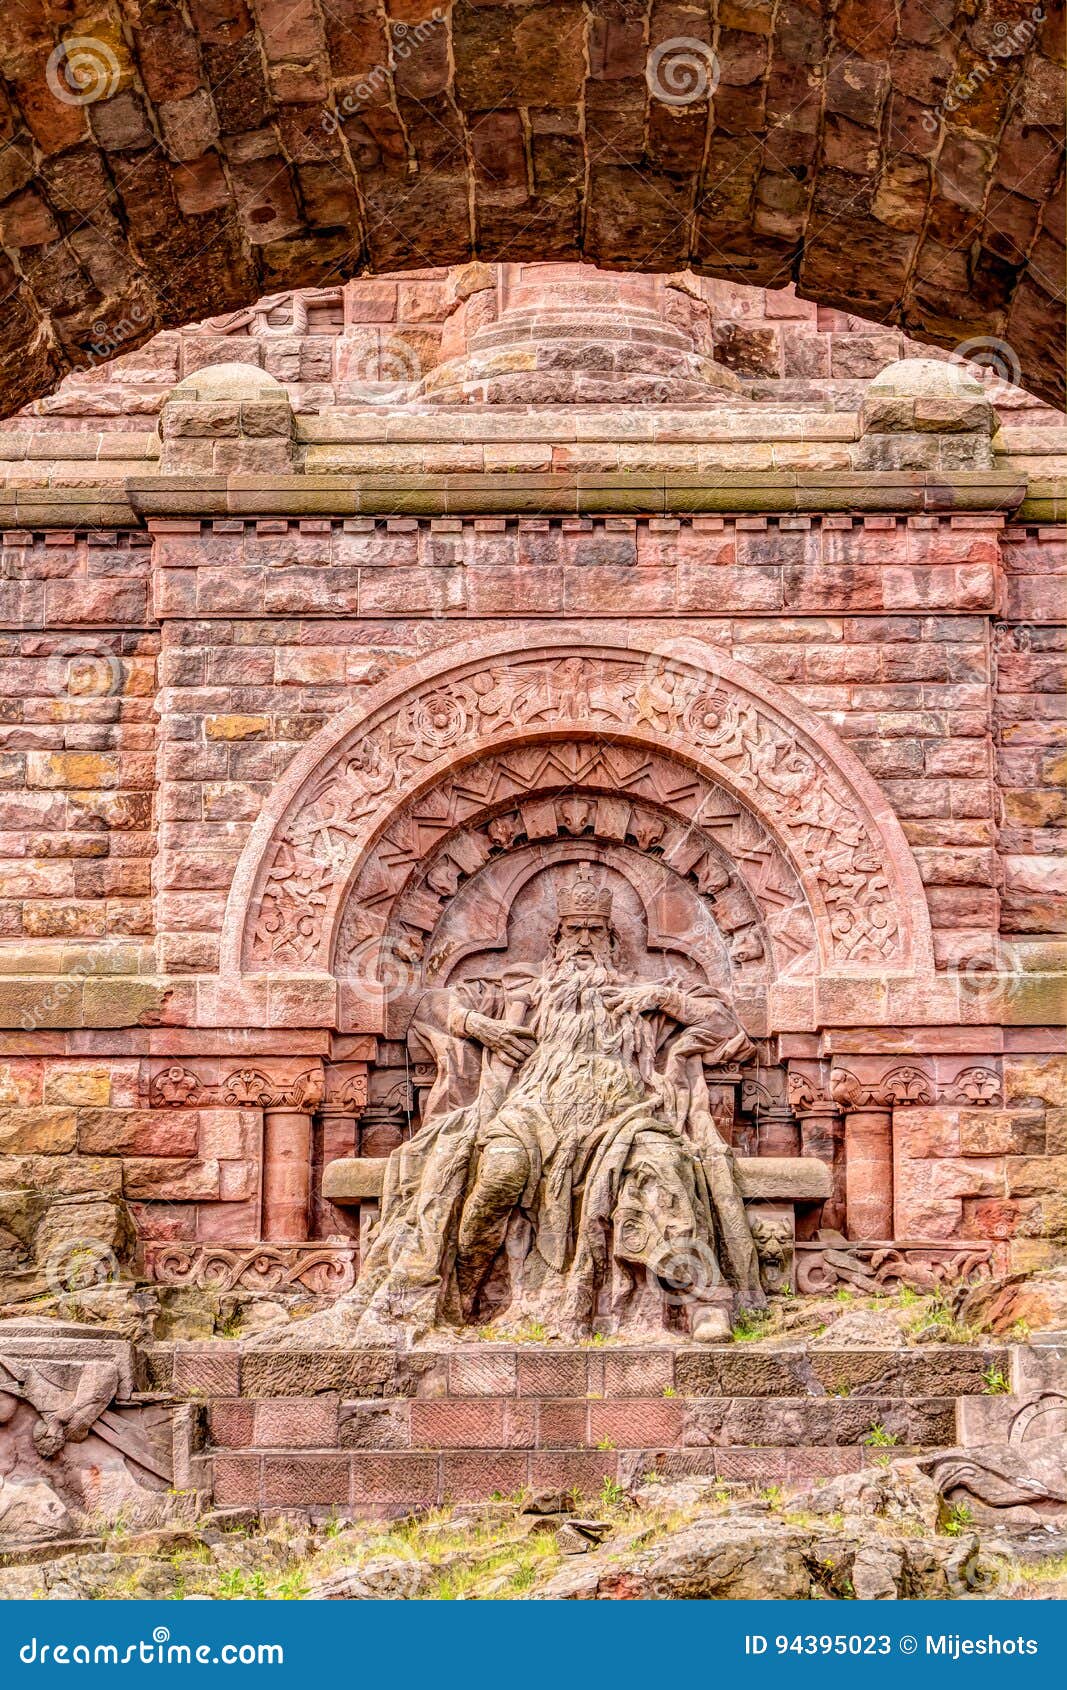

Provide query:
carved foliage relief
left=243, top=646, right=926, bottom=979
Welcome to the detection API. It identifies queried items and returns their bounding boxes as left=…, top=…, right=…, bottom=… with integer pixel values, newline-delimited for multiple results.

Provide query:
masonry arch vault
left=221, top=629, right=935, bottom=1037
left=0, top=2, right=1063, bottom=414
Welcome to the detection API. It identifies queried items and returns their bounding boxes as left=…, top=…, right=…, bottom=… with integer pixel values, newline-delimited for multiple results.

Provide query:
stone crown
left=557, top=865, right=612, bottom=920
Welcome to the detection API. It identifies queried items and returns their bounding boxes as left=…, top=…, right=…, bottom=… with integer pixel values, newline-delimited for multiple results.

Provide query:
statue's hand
left=601, top=982, right=670, bottom=1015
left=464, top=1011, right=535, bottom=1067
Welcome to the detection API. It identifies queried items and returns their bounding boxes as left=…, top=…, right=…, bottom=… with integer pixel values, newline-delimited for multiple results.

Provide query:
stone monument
left=321, top=865, right=763, bottom=1345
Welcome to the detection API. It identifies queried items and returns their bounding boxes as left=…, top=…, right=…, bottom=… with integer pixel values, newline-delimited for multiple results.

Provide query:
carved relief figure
left=340, top=865, right=765, bottom=1343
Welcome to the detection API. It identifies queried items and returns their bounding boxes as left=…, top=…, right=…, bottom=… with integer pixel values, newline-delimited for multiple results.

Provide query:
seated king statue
left=344, top=865, right=766, bottom=1344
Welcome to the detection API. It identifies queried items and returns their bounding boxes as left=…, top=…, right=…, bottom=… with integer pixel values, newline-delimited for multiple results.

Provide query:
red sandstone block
left=714, top=1448, right=786, bottom=1482
left=212, top=1453, right=260, bottom=1506
left=530, top=1451, right=617, bottom=1496
left=635, top=1449, right=718, bottom=1483
left=679, top=563, right=781, bottom=612
left=76, top=1108, right=198, bottom=1157
left=589, top=1399, right=683, bottom=1448
left=208, top=1399, right=255, bottom=1448
left=466, top=566, right=563, bottom=615
left=196, top=1197, right=261, bottom=1242
left=563, top=565, right=675, bottom=615
left=253, top=1395, right=339, bottom=1448
left=441, top=1451, right=528, bottom=1503
left=536, top=1399, right=589, bottom=1449
left=503, top=1400, right=537, bottom=1449
left=516, top=1352, right=587, bottom=1397
left=260, top=1455, right=351, bottom=1507
left=785, top=1447, right=863, bottom=1486
left=359, top=567, right=465, bottom=616
left=45, top=580, right=148, bottom=624
left=172, top=1347, right=239, bottom=1395
left=351, top=1453, right=439, bottom=1508
left=603, top=1351, right=674, bottom=1397
left=410, top=1398, right=504, bottom=1448
left=448, top=1350, right=516, bottom=1395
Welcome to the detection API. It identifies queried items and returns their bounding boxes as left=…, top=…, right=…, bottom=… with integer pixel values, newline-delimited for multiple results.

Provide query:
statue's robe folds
left=347, top=969, right=765, bottom=1339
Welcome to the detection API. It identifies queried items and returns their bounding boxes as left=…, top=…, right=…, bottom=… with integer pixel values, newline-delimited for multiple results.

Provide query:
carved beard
left=533, top=950, right=624, bottom=1052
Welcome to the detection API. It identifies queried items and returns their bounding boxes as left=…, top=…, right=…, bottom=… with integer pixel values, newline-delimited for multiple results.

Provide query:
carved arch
left=221, top=629, right=935, bottom=1009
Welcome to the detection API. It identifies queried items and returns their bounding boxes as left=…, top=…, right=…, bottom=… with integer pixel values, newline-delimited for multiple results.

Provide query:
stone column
left=262, top=1109, right=313, bottom=1243
left=757, top=1104, right=799, bottom=1157
left=794, top=1099, right=845, bottom=1236
left=843, top=1108, right=894, bottom=1241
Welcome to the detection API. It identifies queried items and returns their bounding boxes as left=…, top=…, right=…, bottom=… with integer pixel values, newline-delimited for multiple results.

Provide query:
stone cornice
left=128, top=468, right=1031, bottom=523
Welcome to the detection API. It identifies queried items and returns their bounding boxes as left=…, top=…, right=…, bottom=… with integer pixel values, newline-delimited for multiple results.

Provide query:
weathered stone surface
left=0, top=17, right=1061, bottom=417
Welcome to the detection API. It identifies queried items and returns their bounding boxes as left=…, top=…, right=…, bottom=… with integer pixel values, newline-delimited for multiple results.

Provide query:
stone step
left=210, top=1444, right=931, bottom=1515
left=156, top=1342, right=1009, bottom=1402
left=207, top=1393, right=959, bottom=1451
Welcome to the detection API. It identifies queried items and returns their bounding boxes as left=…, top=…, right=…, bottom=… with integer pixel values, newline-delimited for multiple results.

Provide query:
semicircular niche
left=333, top=741, right=818, bottom=1039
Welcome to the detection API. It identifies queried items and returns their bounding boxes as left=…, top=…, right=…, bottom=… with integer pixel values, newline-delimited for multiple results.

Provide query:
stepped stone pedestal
left=148, top=1340, right=1015, bottom=1519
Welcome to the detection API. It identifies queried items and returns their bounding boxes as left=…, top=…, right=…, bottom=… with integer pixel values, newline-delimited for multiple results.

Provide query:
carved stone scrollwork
left=787, top=1071, right=833, bottom=1112
left=338, top=1073, right=370, bottom=1112
left=222, top=1068, right=324, bottom=1111
left=149, top=1065, right=204, bottom=1107
left=829, top=1063, right=1002, bottom=1111
left=147, top=1063, right=326, bottom=1112
left=143, top=1244, right=357, bottom=1297
left=830, top=1064, right=937, bottom=1110
left=224, top=637, right=934, bottom=985
left=945, top=1066, right=1004, bottom=1106
left=795, top=1241, right=995, bottom=1296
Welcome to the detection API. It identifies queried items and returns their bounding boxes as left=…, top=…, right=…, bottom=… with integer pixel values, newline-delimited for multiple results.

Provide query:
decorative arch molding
left=332, top=741, right=816, bottom=1038
left=221, top=629, right=935, bottom=1025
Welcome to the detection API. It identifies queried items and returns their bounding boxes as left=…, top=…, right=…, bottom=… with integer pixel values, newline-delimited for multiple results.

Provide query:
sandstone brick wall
left=0, top=273, right=1063, bottom=1299
left=12, top=274, right=1056, bottom=429
left=148, top=511, right=1008, bottom=980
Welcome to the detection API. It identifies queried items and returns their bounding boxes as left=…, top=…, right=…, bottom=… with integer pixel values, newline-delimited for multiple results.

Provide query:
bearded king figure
left=345, top=865, right=765, bottom=1342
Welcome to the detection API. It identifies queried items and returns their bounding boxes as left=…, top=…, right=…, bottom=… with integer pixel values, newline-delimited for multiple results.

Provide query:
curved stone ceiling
left=0, top=0, right=1062, bottom=415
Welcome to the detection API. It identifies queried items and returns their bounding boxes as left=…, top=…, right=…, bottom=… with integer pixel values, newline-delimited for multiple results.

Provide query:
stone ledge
left=324, top=1153, right=832, bottom=1207
left=209, top=1443, right=936, bottom=1511
left=124, top=469, right=1030, bottom=523
left=149, top=1342, right=1010, bottom=1402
